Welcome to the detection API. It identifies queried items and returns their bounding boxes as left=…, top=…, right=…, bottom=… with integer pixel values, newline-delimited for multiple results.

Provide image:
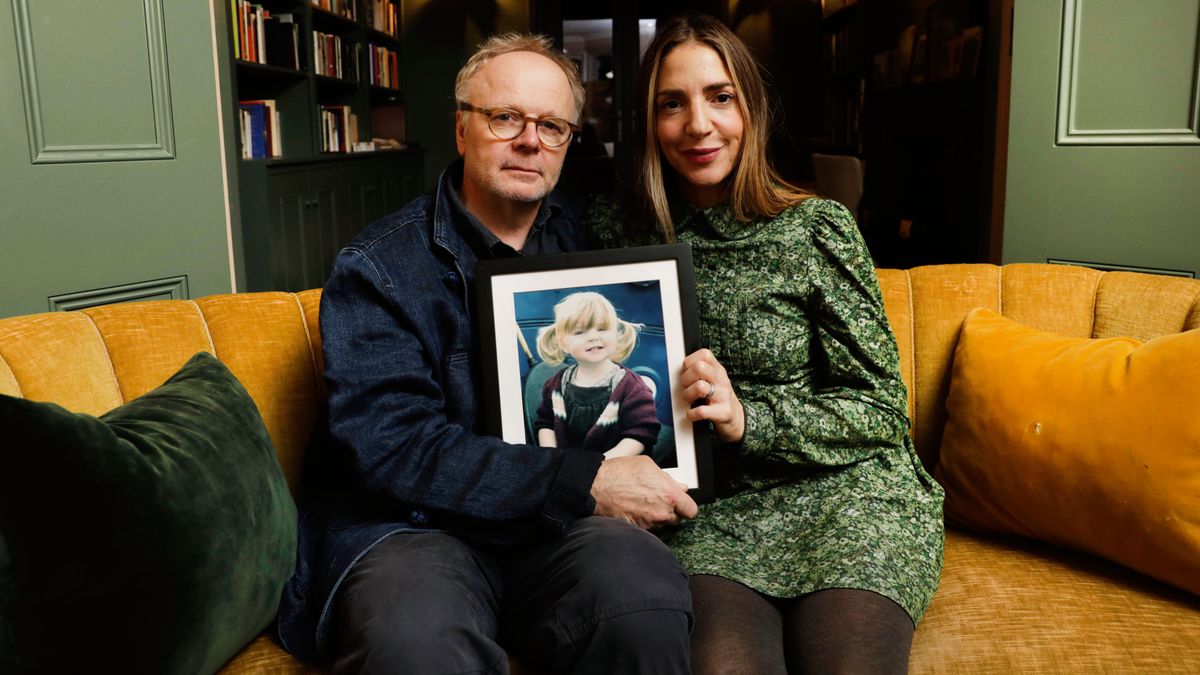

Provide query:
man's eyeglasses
left=458, top=102, right=579, bottom=148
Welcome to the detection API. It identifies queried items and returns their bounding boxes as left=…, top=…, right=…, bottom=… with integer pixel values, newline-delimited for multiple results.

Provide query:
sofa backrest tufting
left=1, top=265, right=1198, bottom=486
left=0, top=290, right=324, bottom=496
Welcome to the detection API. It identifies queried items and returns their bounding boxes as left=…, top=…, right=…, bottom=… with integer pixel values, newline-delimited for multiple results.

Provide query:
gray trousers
left=331, top=516, right=692, bottom=674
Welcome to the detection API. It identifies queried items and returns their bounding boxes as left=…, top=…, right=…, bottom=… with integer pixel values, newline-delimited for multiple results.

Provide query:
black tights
left=689, top=574, right=914, bottom=675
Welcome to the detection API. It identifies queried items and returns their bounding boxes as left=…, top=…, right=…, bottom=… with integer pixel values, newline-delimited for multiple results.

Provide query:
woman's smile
left=654, top=42, right=745, bottom=207
left=681, top=147, right=723, bottom=163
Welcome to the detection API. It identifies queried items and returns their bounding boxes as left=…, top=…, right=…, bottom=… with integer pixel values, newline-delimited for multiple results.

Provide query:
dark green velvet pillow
left=0, top=352, right=297, bottom=675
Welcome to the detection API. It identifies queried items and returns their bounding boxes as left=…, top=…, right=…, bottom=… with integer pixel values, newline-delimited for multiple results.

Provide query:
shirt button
left=410, top=510, right=429, bottom=525
left=443, top=271, right=459, bottom=285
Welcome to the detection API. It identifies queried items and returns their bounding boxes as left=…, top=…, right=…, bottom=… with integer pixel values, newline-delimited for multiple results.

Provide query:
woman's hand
left=681, top=349, right=744, bottom=443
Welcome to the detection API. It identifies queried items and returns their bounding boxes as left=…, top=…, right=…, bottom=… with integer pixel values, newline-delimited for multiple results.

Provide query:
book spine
left=239, top=1, right=249, bottom=61
left=335, top=35, right=342, bottom=78
left=230, top=0, right=240, bottom=59
left=240, top=109, right=250, bottom=158
left=313, top=31, right=320, bottom=75
left=330, top=35, right=337, bottom=77
left=342, top=106, right=350, bottom=151
left=271, top=108, right=281, bottom=157
left=256, top=6, right=266, bottom=64
left=252, top=105, right=267, bottom=158
left=247, top=5, right=256, bottom=64
left=264, top=16, right=279, bottom=67
left=239, top=103, right=267, bottom=158
left=320, top=109, right=327, bottom=152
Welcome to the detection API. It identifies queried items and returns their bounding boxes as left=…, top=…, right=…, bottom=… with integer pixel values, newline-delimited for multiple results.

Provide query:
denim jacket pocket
left=443, top=351, right=476, bottom=426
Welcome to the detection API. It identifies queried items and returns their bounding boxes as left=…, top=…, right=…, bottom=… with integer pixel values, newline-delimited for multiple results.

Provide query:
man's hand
left=591, top=456, right=699, bottom=529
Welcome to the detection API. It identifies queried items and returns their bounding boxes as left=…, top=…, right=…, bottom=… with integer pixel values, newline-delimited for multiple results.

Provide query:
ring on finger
left=705, top=380, right=717, bottom=399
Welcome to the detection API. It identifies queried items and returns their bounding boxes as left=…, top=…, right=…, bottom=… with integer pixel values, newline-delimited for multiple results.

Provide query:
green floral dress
left=591, top=197, right=944, bottom=623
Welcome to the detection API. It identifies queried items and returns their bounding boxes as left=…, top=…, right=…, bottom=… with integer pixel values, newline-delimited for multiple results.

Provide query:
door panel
left=0, top=0, right=232, bottom=317
left=308, top=169, right=351, bottom=290
left=1004, top=0, right=1200, bottom=276
left=266, top=171, right=309, bottom=292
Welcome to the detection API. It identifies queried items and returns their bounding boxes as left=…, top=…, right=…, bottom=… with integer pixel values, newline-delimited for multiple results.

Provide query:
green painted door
left=0, top=0, right=233, bottom=317
left=1004, top=0, right=1200, bottom=276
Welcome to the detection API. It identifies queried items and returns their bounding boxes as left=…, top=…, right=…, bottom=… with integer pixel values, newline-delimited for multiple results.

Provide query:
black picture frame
left=475, top=243, right=713, bottom=503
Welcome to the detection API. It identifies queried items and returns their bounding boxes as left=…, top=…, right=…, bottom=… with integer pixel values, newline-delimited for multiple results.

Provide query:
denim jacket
left=276, top=163, right=603, bottom=662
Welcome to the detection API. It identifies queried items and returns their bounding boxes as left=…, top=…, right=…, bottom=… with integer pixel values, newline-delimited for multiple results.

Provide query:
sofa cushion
left=911, top=527, right=1200, bottom=673
left=935, top=308, right=1200, bottom=596
left=0, top=352, right=297, bottom=674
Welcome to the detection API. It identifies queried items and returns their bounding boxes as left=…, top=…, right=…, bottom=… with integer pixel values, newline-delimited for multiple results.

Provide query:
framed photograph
left=476, top=244, right=712, bottom=502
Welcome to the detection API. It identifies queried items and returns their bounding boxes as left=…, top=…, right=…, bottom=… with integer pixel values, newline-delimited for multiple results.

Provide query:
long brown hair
left=635, top=14, right=810, bottom=241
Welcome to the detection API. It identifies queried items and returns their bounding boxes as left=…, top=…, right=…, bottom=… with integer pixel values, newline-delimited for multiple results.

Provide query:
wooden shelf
left=235, top=60, right=307, bottom=77
left=365, top=27, right=401, bottom=45
left=314, top=73, right=358, bottom=88
left=311, top=5, right=359, bottom=32
left=369, top=84, right=404, bottom=99
left=223, top=0, right=420, bottom=292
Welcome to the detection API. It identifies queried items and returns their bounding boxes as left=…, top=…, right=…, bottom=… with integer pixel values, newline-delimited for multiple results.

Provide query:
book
left=243, top=99, right=280, bottom=157
left=256, top=6, right=266, bottom=64
left=239, top=99, right=282, bottom=158
left=264, top=14, right=298, bottom=68
left=239, top=109, right=250, bottom=158
left=314, top=32, right=346, bottom=77
left=319, top=104, right=359, bottom=152
left=230, top=0, right=240, bottom=59
left=368, top=0, right=399, bottom=35
left=268, top=101, right=281, bottom=156
left=273, top=14, right=299, bottom=69
left=959, top=26, right=983, bottom=79
left=369, top=44, right=400, bottom=88
left=241, top=102, right=268, bottom=158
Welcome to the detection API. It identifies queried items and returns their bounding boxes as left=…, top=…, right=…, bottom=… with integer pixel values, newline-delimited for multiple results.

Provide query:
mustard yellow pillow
left=935, top=308, right=1200, bottom=596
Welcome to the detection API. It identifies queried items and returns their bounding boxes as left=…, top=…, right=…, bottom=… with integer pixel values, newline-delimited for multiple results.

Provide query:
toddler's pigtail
left=536, top=324, right=565, bottom=365
left=611, top=318, right=644, bottom=363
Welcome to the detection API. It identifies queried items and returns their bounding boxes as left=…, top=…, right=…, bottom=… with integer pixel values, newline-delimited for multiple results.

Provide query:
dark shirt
left=444, top=167, right=564, bottom=258
left=564, top=382, right=613, bottom=447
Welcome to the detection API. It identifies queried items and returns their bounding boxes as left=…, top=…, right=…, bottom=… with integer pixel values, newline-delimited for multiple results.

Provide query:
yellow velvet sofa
left=2, top=263, right=1198, bottom=674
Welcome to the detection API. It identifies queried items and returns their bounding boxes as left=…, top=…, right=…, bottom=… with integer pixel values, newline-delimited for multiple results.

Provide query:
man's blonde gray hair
left=454, top=33, right=585, bottom=120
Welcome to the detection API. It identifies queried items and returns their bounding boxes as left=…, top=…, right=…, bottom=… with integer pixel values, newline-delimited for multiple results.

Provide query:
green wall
left=0, top=0, right=233, bottom=318
left=1004, top=0, right=1200, bottom=276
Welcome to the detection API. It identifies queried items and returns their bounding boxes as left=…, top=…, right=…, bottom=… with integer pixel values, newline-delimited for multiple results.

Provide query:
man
left=276, top=34, right=698, bottom=674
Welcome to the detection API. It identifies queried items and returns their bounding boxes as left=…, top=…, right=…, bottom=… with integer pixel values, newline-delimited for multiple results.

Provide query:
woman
left=591, top=14, right=944, bottom=674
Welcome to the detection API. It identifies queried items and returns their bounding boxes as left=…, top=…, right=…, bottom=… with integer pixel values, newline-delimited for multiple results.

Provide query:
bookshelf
left=811, top=0, right=997, bottom=269
left=220, top=0, right=422, bottom=292
left=815, top=0, right=867, bottom=156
